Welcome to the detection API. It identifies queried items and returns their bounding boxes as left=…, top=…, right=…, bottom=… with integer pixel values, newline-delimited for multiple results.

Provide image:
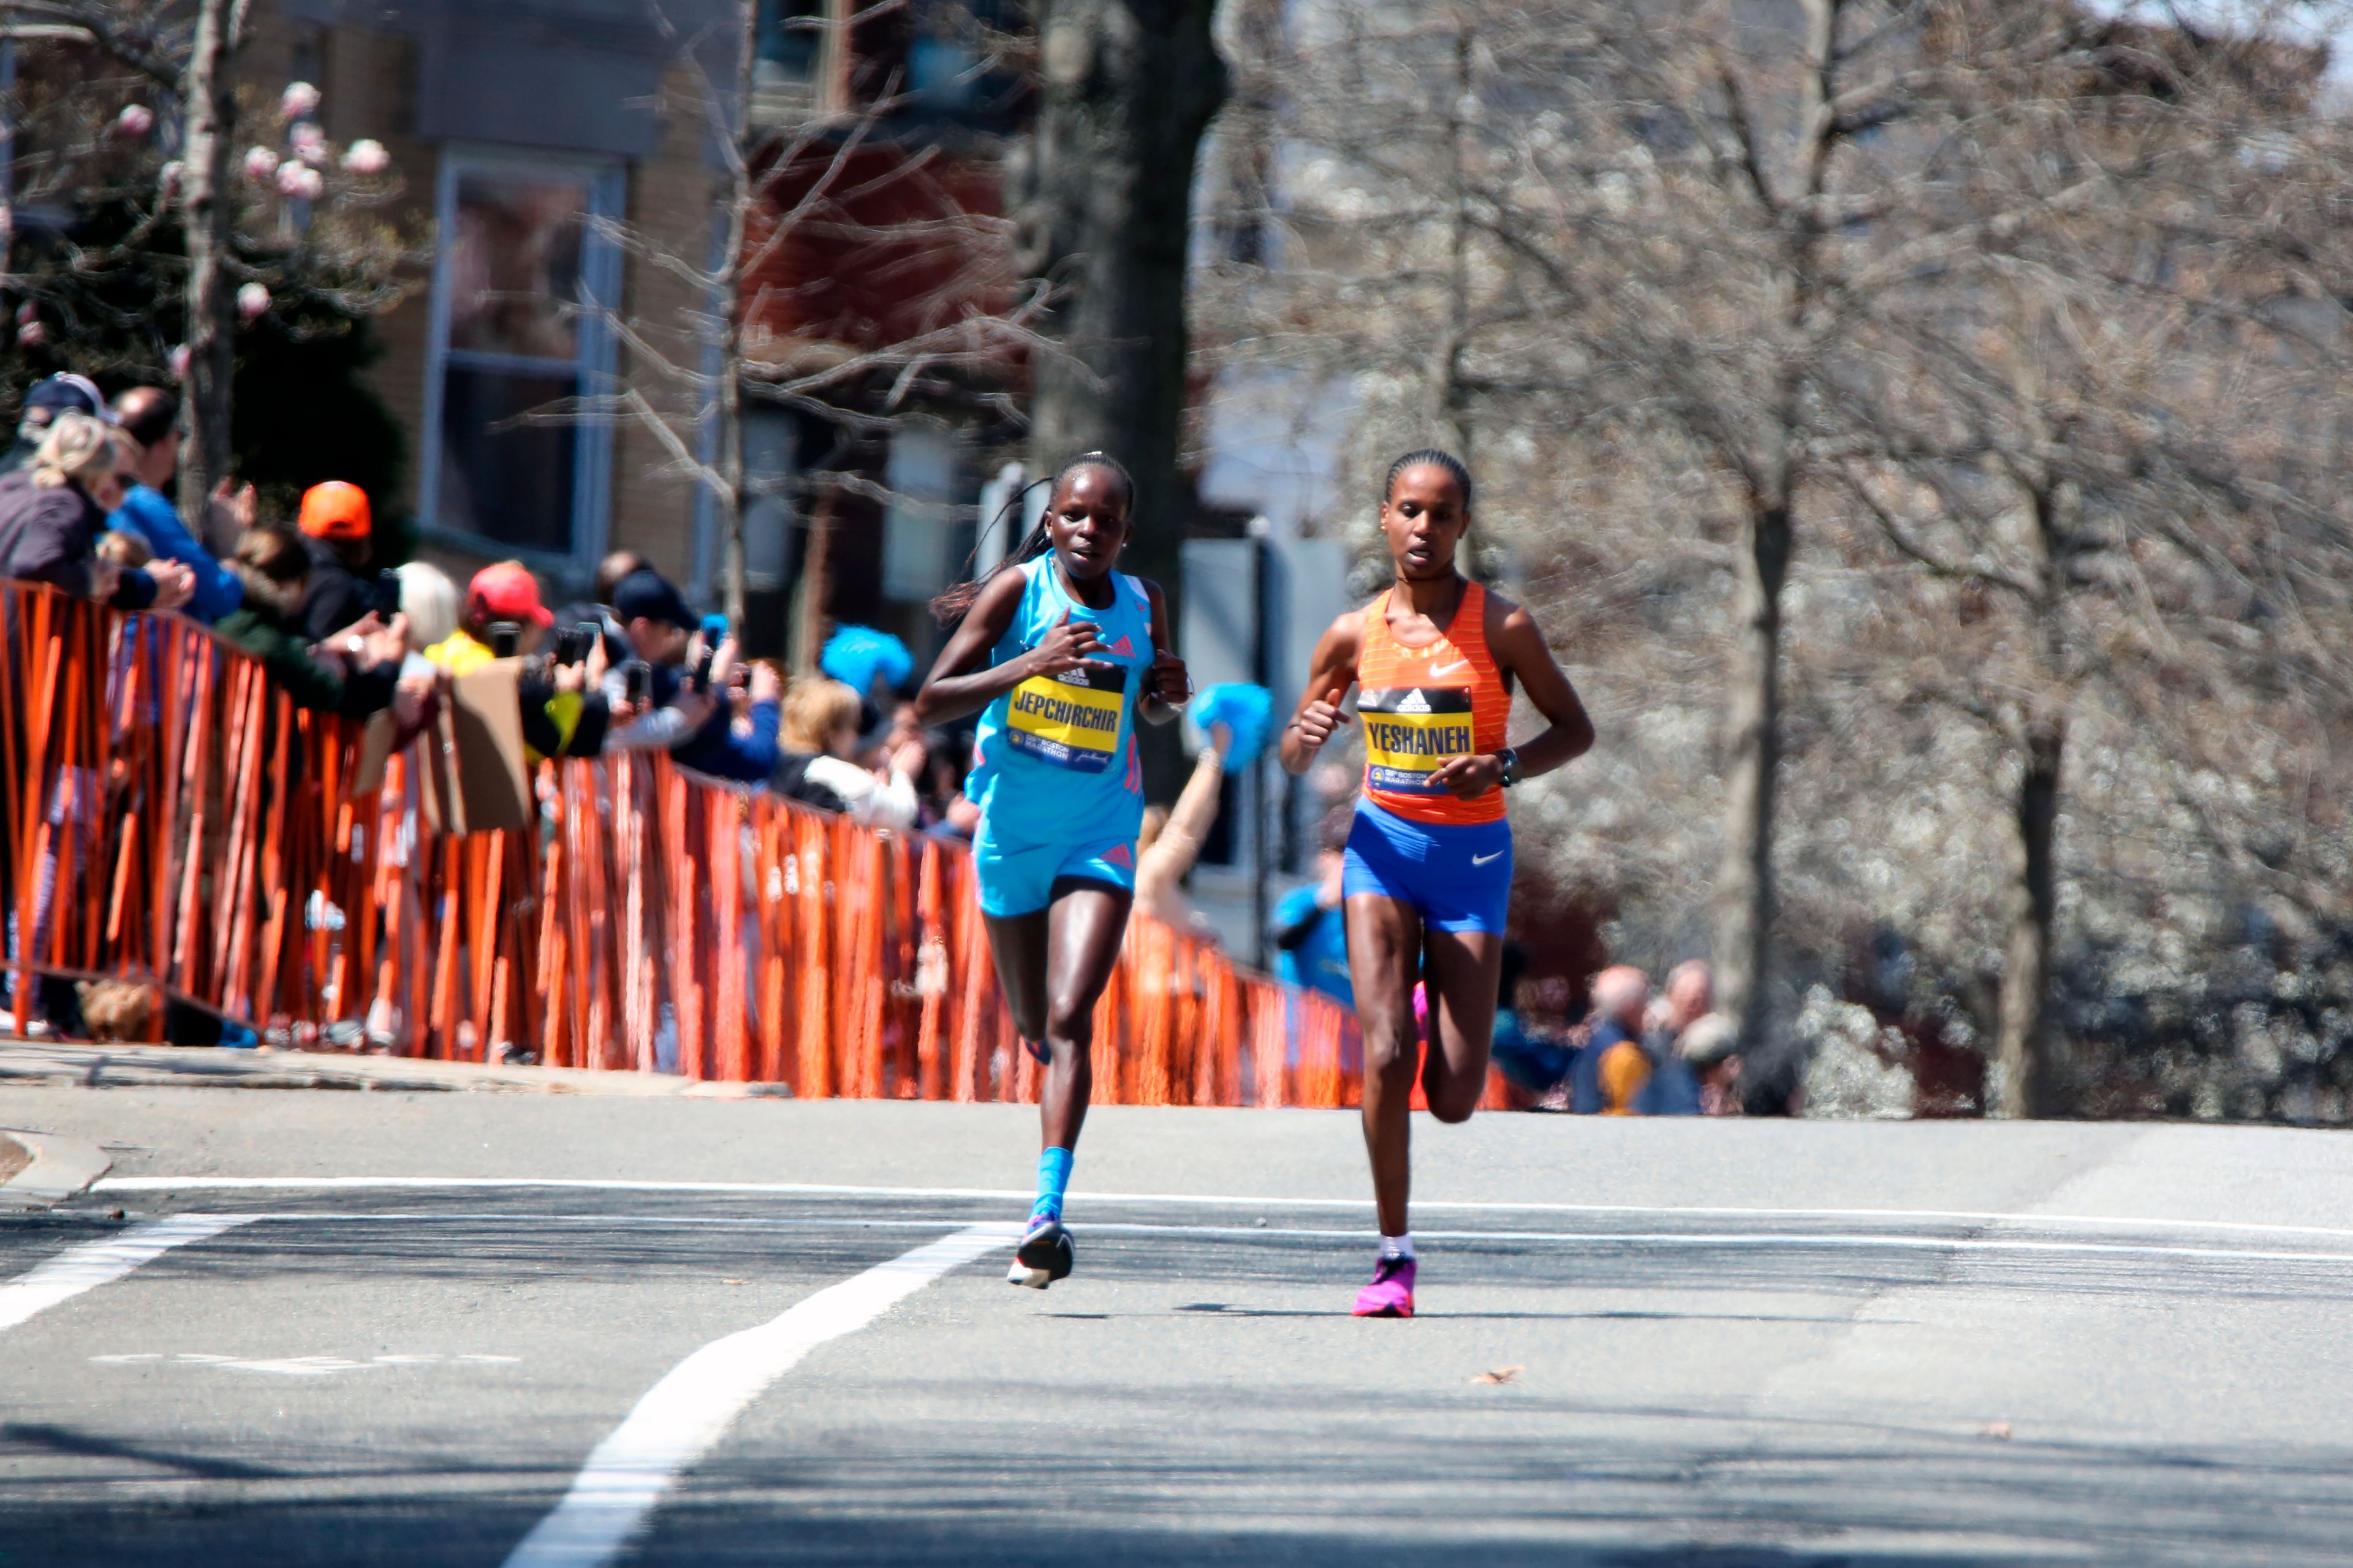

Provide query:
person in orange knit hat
left=295, top=479, right=377, bottom=640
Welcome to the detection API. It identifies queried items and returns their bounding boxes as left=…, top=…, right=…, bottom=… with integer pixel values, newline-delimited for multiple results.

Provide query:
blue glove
left=822, top=625, right=914, bottom=697
left=1193, top=682, right=1273, bottom=767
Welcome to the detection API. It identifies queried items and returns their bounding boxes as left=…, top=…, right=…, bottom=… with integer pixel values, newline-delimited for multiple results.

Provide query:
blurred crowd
left=1274, top=831, right=1752, bottom=1116
left=0, top=373, right=988, bottom=848
left=0, top=371, right=1759, bottom=1112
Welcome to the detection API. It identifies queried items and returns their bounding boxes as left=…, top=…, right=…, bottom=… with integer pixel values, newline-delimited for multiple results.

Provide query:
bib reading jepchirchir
left=1006, top=661, right=1127, bottom=773
left=1361, top=686, right=1476, bottom=795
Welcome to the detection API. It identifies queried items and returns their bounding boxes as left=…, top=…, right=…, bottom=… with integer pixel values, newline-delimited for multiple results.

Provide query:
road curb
left=0, top=1038, right=789, bottom=1098
left=0, top=1129, right=112, bottom=1208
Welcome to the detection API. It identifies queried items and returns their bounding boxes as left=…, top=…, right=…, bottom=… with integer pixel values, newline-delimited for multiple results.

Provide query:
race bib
left=1362, top=686, right=1475, bottom=794
left=1006, top=661, right=1127, bottom=773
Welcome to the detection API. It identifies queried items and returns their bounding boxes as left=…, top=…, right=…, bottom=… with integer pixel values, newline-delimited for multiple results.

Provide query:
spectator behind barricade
left=1, top=372, right=107, bottom=475
left=768, top=682, right=849, bottom=815
left=674, top=640, right=781, bottom=784
left=915, top=730, right=978, bottom=838
left=822, top=624, right=914, bottom=740
left=780, top=675, right=920, bottom=828
left=553, top=548, right=646, bottom=665
left=1135, top=720, right=1242, bottom=941
left=1491, top=944, right=1581, bottom=1096
left=590, top=569, right=775, bottom=780
left=294, top=480, right=379, bottom=639
left=105, top=387, right=243, bottom=623
left=374, top=560, right=460, bottom=746
left=0, top=412, right=194, bottom=612
left=1274, top=811, right=1355, bottom=1009
left=1572, top=964, right=1653, bottom=1115
left=598, top=567, right=700, bottom=749
left=96, top=527, right=151, bottom=572
left=213, top=525, right=404, bottom=718
left=428, top=561, right=610, bottom=760
left=392, top=561, right=461, bottom=657
left=1634, top=960, right=1714, bottom=1115
left=1677, top=1013, right=1743, bottom=1115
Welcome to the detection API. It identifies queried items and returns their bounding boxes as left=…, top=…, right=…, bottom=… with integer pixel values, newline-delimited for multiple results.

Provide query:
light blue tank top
left=968, top=556, right=1154, bottom=850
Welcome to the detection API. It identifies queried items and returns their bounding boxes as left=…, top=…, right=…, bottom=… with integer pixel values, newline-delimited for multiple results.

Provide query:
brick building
left=260, top=0, right=1026, bottom=654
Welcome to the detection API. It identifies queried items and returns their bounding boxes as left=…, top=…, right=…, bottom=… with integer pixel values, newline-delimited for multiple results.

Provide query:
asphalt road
left=2, top=1088, right=2351, bottom=1566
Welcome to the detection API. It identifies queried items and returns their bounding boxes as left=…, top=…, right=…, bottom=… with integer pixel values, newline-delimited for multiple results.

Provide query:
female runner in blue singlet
left=915, top=453, right=1191, bottom=1288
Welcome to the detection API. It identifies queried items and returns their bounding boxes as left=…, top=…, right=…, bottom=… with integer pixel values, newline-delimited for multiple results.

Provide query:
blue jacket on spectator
left=111, top=484, right=240, bottom=623
left=1571, top=1017, right=1642, bottom=1114
left=672, top=697, right=781, bottom=784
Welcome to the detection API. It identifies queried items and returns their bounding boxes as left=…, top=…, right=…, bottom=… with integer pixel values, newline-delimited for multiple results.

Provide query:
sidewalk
left=0, top=1038, right=790, bottom=1098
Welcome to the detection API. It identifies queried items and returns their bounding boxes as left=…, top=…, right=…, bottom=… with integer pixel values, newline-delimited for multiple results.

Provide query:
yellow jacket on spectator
left=424, top=627, right=602, bottom=762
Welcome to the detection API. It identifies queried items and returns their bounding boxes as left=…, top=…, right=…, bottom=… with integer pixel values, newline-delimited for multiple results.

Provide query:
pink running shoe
left=1352, top=1255, right=1416, bottom=1318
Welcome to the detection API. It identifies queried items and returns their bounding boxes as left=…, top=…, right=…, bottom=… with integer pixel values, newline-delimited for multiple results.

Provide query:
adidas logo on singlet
left=1394, top=689, right=1433, bottom=713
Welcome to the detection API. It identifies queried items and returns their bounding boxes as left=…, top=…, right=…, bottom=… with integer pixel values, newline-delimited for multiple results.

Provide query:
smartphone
left=622, top=659, right=652, bottom=705
left=692, top=612, right=728, bottom=692
left=371, top=569, right=403, bottom=618
left=488, top=620, right=522, bottom=659
left=553, top=621, right=598, bottom=665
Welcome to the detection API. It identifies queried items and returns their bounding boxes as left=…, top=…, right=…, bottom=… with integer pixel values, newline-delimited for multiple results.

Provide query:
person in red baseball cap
left=424, top=558, right=614, bottom=765
left=295, top=479, right=379, bottom=640
left=424, top=559, right=554, bottom=675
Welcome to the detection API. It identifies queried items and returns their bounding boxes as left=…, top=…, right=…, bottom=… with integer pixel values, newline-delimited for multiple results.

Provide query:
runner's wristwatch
left=1496, top=746, right=1523, bottom=788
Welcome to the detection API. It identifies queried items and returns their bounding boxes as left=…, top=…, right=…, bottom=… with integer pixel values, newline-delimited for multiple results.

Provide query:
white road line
left=123, top=1211, right=2353, bottom=1267
left=89, top=1174, right=2353, bottom=1244
left=0, top=1215, right=252, bottom=1333
left=502, top=1222, right=1016, bottom=1568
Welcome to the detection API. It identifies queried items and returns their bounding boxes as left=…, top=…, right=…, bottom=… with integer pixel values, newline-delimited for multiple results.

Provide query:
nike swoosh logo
left=1428, top=660, right=1470, bottom=678
left=1471, top=850, right=1504, bottom=866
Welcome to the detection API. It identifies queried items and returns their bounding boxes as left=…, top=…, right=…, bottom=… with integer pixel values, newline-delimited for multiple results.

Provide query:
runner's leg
left=1008, top=878, right=1131, bottom=1288
left=982, top=909, right=1052, bottom=1047
left=1420, top=928, right=1505, bottom=1122
left=1037, top=879, right=1131, bottom=1153
left=1346, top=891, right=1425, bottom=1240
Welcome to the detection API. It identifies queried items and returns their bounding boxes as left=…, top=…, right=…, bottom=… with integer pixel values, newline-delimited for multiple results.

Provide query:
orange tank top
left=1356, top=581, right=1509, bottom=827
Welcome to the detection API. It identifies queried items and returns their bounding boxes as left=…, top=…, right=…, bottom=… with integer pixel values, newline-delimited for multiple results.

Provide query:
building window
left=881, top=420, right=963, bottom=604
left=422, top=150, right=620, bottom=568
left=757, top=0, right=828, bottom=86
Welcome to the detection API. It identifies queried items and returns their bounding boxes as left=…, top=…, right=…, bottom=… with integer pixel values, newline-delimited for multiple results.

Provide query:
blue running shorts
left=974, top=825, right=1137, bottom=918
left=1342, top=796, right=1513, bottom=934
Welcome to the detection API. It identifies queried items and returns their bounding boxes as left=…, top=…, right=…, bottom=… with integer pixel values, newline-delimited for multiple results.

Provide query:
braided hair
left=1383, top=448, right=1474, bottom=509
left=930, top=451, right=1136, bottom=623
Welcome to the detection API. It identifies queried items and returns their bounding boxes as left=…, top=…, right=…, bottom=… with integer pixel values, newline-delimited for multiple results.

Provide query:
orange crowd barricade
left=0, top=583, right=1514, bottom=1109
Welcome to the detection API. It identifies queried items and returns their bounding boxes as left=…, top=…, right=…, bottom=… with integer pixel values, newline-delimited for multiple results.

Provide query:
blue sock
left=1032, top=1147, right=1074, bottom=1225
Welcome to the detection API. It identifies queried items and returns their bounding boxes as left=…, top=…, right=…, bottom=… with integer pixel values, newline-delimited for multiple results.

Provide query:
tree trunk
left=794, top=485, right=835, bottom=675
left=1713, top=499, right=1792, bottom=1054
left=1994, top=716, right=2064, bottom=1117
left=178, top=0, right=241, bottom=528
left=713, top=0, right=760, bottom=626
left=1014, top=0, right=1227, bottom=800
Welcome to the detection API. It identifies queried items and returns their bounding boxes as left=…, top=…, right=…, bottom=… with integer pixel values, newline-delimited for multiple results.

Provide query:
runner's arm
left=1137, top=580, right=1188, bottom=725
left=1278, top=611, right=1363, bottom=776
left=912, top=569, right=1101, bottom=725
left=1427, top=593, right=1593, bottom=796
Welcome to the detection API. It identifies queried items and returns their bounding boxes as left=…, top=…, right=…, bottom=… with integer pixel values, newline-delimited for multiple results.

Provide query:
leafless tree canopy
left=1202, top=0, right=2353, bottom=1120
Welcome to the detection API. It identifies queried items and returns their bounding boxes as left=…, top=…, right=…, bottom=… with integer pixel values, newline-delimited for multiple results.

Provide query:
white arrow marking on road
left=0, top=1216, right=252, bottom=1333
left=504, top=1222, right=1016, bottom=1568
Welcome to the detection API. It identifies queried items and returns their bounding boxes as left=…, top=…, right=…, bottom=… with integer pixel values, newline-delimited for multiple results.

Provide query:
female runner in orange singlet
left=1280, top=450, right=1594, bottom=1317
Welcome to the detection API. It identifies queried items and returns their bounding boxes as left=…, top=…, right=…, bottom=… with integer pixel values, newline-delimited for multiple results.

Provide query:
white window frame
left=418, top=145, right=624, bottom=579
